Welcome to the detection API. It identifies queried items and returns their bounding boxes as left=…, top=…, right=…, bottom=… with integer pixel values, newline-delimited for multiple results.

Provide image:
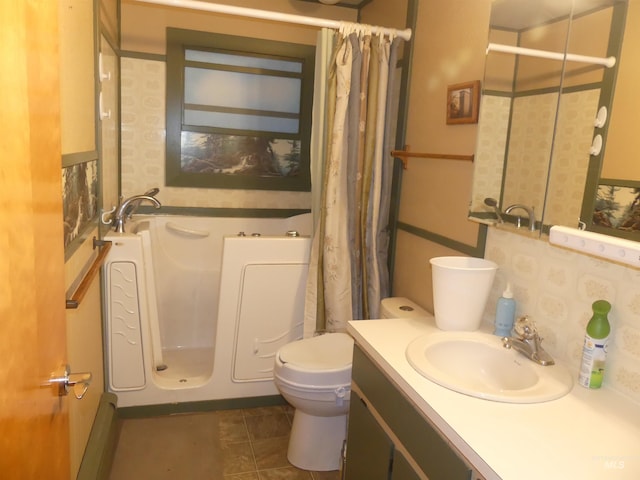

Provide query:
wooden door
left=0, top=1, right=70, bottom=478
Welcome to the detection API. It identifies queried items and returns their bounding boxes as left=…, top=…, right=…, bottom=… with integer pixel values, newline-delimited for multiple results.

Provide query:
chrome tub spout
left=113, top=194, right=161, bottom=233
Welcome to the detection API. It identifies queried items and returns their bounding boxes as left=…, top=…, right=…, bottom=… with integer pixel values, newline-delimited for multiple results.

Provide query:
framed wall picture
left=446, top=80, right=481, bottom=125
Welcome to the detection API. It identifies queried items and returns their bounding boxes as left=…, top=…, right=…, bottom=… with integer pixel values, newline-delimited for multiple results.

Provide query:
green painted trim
left=62, top=150, right=99, bottom=168
left=590, top=223, right=640, bottom=242
left=134, top=206, right=311, bottom=218
left=358, top=0, right=375, bottom=10
left=599, top=178, right=640, bottom=188
left=561, top=82, right=602, bottom=94
left=388, top=0, right=419, bottom=290
left=483, top=89, right=513, bottom=98
left=117, top=395, right=287, bottom=419
left=64, top=219, right=100, bottom=262
left=352, top=346, right=472, bottom=479
left=388, top=158, right=405, bottom=288
left=99, top=22, right=119, bottom=53
left=77, top=393, right=119, bottom=480
left=397, top=221, right=487, bottom=258
left=165, top=28, right=314, bottom=192
left=485, top=82, right=601, bottom=100
left=469, top=212, right=540, bottom=232
left=121, top=50, right=166, bottom=62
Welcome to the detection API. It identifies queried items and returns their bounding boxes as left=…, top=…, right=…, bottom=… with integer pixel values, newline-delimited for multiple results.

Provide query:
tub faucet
left=113, top=194, right=161, bottom=233
left=502, top=316, right=554, bottom=366
left=122, top=187, right=160, bottom=218
left=504, top=204, right=536, bottom=231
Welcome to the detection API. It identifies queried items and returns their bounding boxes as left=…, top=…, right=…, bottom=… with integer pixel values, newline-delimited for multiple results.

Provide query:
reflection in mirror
left=543, top=4, right=616, bottom=229
left=582, top=0, right=639, bottom=239
left=470, top=0, right=575, bottom=236
left=469, top=0, right=627, bottom=239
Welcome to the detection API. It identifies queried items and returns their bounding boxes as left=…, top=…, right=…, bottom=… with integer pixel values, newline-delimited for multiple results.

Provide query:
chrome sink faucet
left=504, top=204, right=536, bottom=231
left=113, top=191, right=161, bottom=233
left=502, top=316, right=555, bottom=366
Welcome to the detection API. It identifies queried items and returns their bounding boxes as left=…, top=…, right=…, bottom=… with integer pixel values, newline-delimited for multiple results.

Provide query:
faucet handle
left=514, top=315, right=537, bottom=339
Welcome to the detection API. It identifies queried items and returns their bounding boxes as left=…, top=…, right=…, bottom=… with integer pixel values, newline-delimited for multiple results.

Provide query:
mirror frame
left=470, top=0, right=632, bottom=242
left=580, top=2, right=637, bottom=241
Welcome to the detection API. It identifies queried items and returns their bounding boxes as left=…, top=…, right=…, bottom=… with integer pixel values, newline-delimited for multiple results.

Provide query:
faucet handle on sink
left=514, top=315, right=536, bottom=339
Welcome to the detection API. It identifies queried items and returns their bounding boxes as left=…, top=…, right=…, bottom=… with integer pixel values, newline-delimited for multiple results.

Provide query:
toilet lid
left=279, top=333, right=354, bottom=371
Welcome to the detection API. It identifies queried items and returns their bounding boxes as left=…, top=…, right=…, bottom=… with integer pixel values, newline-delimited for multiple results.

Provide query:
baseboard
left=77, top=393, right=119, bottom=480
left=116, top=394, right=287, bottom=419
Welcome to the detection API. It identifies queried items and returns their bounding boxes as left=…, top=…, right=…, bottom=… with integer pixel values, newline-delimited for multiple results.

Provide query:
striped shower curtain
left=305, top=25, right=401, bottom=334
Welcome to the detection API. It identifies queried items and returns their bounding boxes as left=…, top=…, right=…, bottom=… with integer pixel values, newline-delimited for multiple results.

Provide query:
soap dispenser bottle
left=578, top=300, right=611, bottom=389
left=494, top=283, right=516, bottom=337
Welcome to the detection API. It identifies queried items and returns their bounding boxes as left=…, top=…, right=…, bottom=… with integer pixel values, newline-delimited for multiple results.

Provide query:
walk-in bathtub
left=103, top=214, right=311, bottom=407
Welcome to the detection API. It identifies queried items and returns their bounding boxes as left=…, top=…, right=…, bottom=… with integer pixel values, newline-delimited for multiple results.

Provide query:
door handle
left=49, top=364, right=93, bottom=399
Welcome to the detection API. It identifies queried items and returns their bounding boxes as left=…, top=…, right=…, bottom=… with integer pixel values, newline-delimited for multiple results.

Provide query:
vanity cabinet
left=345, top=345, right=481, bottom=480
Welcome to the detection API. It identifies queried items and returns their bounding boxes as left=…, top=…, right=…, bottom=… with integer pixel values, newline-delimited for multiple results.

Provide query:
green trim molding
left=77, top=393, right=119, bottom=480
left=135, top=206, right=311, bottom=218
left=117, top=395, right=287, bottom=419
left=397, top=221, right=487, bottom=258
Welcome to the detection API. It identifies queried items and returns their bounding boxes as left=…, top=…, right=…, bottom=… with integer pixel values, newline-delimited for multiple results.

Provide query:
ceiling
left=490, top=0, right=622, bottom=31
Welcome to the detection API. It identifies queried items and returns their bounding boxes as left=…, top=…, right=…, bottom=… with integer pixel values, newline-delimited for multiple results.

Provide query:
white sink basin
left=406, top=331, right=573, bottom=403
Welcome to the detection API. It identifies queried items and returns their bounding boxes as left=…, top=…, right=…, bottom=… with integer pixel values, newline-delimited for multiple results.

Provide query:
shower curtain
left=305, top=25, right=401, bottom=334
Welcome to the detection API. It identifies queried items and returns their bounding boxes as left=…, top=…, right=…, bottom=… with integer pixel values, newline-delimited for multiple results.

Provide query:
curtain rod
left=136, top=0, right=412, bottom=41
left=487, top=42, right=616, bottom=68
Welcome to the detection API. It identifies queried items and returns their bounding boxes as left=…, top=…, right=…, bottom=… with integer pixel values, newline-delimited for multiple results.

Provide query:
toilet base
left=287, top=410, right=347, bottom=471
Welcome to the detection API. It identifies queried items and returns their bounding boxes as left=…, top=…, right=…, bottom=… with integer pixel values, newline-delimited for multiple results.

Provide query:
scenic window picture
left=181, top=132, right=302, bottom=178
left=593, top=184, right=640, bottom=233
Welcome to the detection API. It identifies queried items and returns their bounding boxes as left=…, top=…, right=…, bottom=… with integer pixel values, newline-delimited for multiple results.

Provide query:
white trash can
left=430, top=256, right=498, bottom=331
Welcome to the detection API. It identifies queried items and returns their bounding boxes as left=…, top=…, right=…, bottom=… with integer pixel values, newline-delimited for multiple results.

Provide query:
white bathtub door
left=233, top=263, right=308, bottom=381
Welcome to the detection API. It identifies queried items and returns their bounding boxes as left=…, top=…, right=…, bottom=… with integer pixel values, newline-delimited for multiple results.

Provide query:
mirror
left=469, top=0, right=628, bottom=239
left=581, top=0, right=640, bottom=239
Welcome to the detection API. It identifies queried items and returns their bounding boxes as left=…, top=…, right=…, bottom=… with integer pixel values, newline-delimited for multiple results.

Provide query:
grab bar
left=165, top=221, right=210, bottom=238
left=66, top=237, right=112, bottom=309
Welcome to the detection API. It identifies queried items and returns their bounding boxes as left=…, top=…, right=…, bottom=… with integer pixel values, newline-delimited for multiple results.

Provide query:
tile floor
left=109, top=405, right=342, bottom=480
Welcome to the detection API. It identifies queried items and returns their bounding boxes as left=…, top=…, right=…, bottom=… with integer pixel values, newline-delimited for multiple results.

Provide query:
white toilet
left=273, top=297, right=429, bottom=471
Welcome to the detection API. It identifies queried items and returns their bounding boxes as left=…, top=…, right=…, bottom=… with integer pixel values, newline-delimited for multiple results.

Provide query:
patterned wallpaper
left=471, top=89, right=600, bottom=229
left=470, top=94, right=510, bottom=212
left=502, top=93, right=557, bottom=215
left=120, top=57, right=311, bottom=210
left=483, top=228, right=640, bottom=402
left=544, top=89, right=600, bottom=228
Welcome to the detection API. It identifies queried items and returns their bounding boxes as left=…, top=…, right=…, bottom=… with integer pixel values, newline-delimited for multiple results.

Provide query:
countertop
left=347, top=316, right=640, bottom=480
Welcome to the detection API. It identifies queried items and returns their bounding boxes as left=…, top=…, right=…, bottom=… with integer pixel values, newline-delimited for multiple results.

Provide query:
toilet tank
left=380, top=297, right=430, bottom=319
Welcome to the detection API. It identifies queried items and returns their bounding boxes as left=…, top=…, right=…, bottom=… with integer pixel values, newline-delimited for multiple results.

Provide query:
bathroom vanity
left=346, top=317, right=640, bottom=480
left=344, top=344, right=479, bottom=480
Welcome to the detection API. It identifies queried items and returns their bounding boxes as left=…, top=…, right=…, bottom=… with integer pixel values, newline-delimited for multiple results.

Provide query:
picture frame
left=446, top=80, right=481, bottom=125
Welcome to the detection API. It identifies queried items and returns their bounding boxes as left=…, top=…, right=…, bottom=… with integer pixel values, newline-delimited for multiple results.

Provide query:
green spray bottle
left=578, top=300, right=611, bottom=389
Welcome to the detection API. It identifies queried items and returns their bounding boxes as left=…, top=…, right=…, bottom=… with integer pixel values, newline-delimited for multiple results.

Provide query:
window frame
left=166, top=28, right=315, bottom=191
